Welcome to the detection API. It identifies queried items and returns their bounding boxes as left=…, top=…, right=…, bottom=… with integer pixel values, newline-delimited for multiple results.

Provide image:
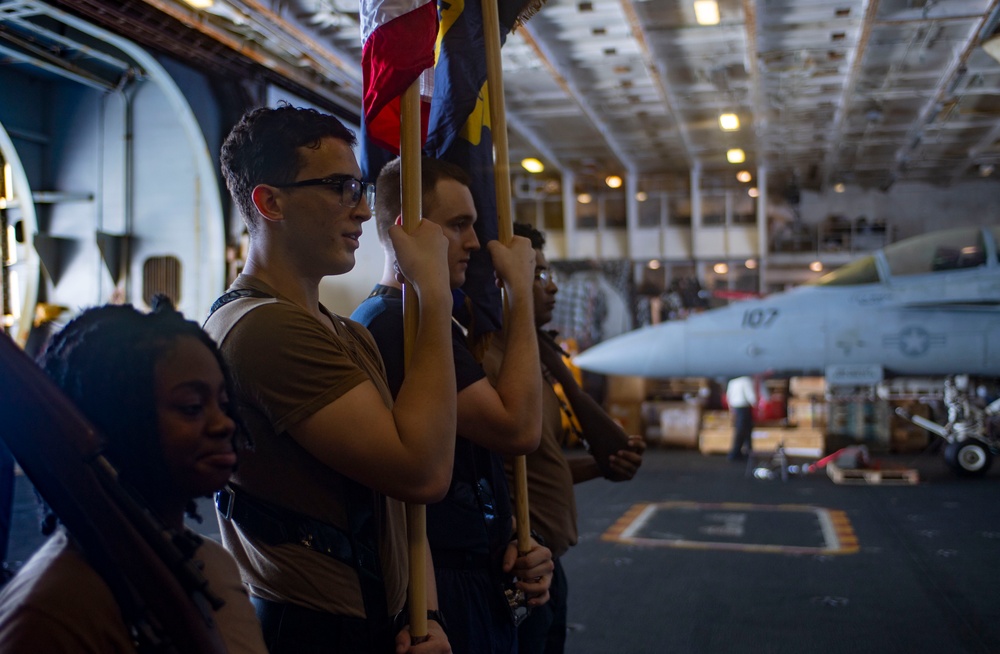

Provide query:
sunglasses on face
left=271, top=175, right=376, bottom=209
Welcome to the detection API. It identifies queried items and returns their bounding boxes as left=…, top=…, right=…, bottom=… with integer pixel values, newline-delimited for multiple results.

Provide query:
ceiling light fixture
left=748, top=187, right=759, bottom=198
left=181, top=0, right=214, bottom=8
left=605, top=175, right=623, bottom=188
left=635, top=191, right=648, bottom=202
left=713, top=262, right=729, bottom=274
left=648, top=260, right=661, bottom=270
left=809, top=261, right=824, bottom=272
left=727, top=148, right=745, bottom=164
left=693, top=0, right=720, bottom=25
left=577, top=192, right=593, bottom=204
left=521, top=157, right=544, bottom=173
left=719, top=113, right=739, bottom=131
left=736, top=170, right=751, bottom=183
left=833, top=182, right=845, bottom=193
left=745, top=259, right=757, bottom=270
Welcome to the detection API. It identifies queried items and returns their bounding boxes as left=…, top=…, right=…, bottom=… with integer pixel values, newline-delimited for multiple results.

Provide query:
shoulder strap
left=202, top=288, right=277, bottom=344
left=206, top=288, right=390, bottom=632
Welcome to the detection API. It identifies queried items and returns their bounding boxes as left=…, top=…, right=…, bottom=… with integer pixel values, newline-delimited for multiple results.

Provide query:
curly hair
left=220, top=102, right=358, bottom=235
left=513, top=222, right=546, bottom=250
left=37, top=296, right=243, bottom=524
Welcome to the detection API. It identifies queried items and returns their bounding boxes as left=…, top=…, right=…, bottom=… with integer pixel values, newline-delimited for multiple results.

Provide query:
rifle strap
left=206, top=288, right=390, bottom=641
left=214, top=484, right=388, bottom=628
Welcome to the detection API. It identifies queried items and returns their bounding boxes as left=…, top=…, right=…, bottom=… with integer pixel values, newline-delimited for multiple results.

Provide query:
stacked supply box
left=698, top=410, right=732, bottom=454
left=605, top=374, right=647, bottom=441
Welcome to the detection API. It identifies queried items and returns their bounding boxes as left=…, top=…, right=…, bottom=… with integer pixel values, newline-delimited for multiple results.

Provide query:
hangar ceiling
left=5, top=0, right=1000, bottom=194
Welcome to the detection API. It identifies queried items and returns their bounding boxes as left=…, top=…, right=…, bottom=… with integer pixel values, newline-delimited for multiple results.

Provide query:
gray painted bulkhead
left=0, top=2, right=228, bottom=343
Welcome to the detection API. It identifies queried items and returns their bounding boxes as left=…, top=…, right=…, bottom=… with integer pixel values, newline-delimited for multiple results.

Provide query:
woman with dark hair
left=0, top=297, right=266, bottom=653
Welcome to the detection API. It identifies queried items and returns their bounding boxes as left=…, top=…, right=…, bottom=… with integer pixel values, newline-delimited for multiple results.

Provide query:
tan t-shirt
left=205, top=275, right=408, bottom=618
left=484, top=336, right=578, bottom=558
left=0, top=528, right=267, bottom=653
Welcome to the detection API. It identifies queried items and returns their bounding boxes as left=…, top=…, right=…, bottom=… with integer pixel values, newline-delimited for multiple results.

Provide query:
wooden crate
left=606, top=401, right=642, bottom=437
left=787, top=397, right=827, bottom=429
left=699, top=428, right=732, bottom=454
left=701, top=410, right=731, bottom=431
left=752, top=428, right=825, bottom=458
left=789, top=376, right=826, bottom=398
left=827, top=463, right=919, bottom=485
left=606, top=375, right=648, bottom=402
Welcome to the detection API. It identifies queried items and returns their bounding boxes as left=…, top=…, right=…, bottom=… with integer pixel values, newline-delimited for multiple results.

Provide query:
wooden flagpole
left=400, top=80, right=429, bottom=640
left=481, top=0, right=532, bottom=555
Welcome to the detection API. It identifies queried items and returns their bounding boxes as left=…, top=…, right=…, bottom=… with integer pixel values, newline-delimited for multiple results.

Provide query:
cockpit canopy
left=814, top=226, right=996, bottom=287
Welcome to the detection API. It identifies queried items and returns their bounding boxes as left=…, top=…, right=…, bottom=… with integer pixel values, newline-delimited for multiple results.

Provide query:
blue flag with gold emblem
left=361, top=0, right=532, bottom=336
left=423, top=0, right=525, bottom=336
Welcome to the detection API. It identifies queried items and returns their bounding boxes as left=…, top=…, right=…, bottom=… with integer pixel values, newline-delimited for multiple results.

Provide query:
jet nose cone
left=574, top=322, right=688, bottom=377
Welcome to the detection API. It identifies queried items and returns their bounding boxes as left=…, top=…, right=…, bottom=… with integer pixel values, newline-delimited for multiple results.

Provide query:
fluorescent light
left=577, top=193, right=592, bottom=204
left=635, top=191, right=648, bottom=202
left=182, top=0, right=215, bottom=8
left=521, top=158, right=544, bottom=173
left=605, top=175, right=623, bottom=189
left=727, top=148, right=745, bottom=164
left=694, top=0, right=720, bottom=25
left=736, top=170, right=751, bottom=183
left=719, top=113, right=739, bottom=131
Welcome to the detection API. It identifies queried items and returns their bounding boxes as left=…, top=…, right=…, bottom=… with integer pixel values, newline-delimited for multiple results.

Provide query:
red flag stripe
left=361, top=0, right=437, bottom=153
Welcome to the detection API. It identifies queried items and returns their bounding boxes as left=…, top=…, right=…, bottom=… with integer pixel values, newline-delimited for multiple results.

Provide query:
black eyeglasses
left=271, top=175, right=375, bottom=209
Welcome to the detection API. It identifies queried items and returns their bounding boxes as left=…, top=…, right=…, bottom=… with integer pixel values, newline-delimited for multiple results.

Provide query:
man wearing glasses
left=352, top=157, right=553, bottom=654
left=488, top=223, right=645, bottom=654
left=205, top=105, right=455, bottom=653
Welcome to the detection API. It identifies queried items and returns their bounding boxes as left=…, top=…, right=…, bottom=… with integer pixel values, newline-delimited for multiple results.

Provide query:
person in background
left=489, top=223, right=645, bottom=654
left=0, top=298, right=267, bottom=653
left=726, top=375, right=757, bottom=461
left=353, top=156, right=553, bottom=654
left=207, top=105, right=455, bottom=653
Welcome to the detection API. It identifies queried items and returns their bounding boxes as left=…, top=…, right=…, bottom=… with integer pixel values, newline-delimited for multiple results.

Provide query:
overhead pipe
left=820, top=0, right=880, bottom=190
left=136, top=0, right=362, bottom=114
left=619, top=0, right=696, bottom=166
left=519, top=22, right=635, bottom=172
left=886, top=0, right=1000, bottom=187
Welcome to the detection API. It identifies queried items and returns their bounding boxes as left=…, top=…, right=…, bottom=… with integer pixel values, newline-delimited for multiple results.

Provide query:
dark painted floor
left=6, top=446, right=1000, bottom=653
left=561, top=448, right=1000, bottom=654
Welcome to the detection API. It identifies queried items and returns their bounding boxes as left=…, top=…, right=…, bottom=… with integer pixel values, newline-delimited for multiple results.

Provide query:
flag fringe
left=514, top=0, right=546, bottom=27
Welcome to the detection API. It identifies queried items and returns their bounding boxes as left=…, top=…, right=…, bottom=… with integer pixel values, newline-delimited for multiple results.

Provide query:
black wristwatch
left=426, top=609, right=448, bottom=633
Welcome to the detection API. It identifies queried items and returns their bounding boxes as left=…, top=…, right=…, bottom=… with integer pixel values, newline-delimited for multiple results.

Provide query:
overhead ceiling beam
left=0, top=40, right=118, bottom=90
left=228, top=0, right=360, bottom=84
left=740, top=0, right=764, bottom=177
left=619, top=0, right=695, bottom=167
left=886, top=0, right=1000, bottom=187
left=519, top=21, right=634, bottom=172
left=137, top=0, right=362, bottom=113
left=952, top=121, right=1000, bottom=182
left=506, top=111, right=564, bottom=172
left=820, top=0, right=880, bottom=189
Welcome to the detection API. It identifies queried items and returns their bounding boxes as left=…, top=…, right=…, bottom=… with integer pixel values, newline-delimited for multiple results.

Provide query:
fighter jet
left=574, top=225, right=1000, bottom=381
